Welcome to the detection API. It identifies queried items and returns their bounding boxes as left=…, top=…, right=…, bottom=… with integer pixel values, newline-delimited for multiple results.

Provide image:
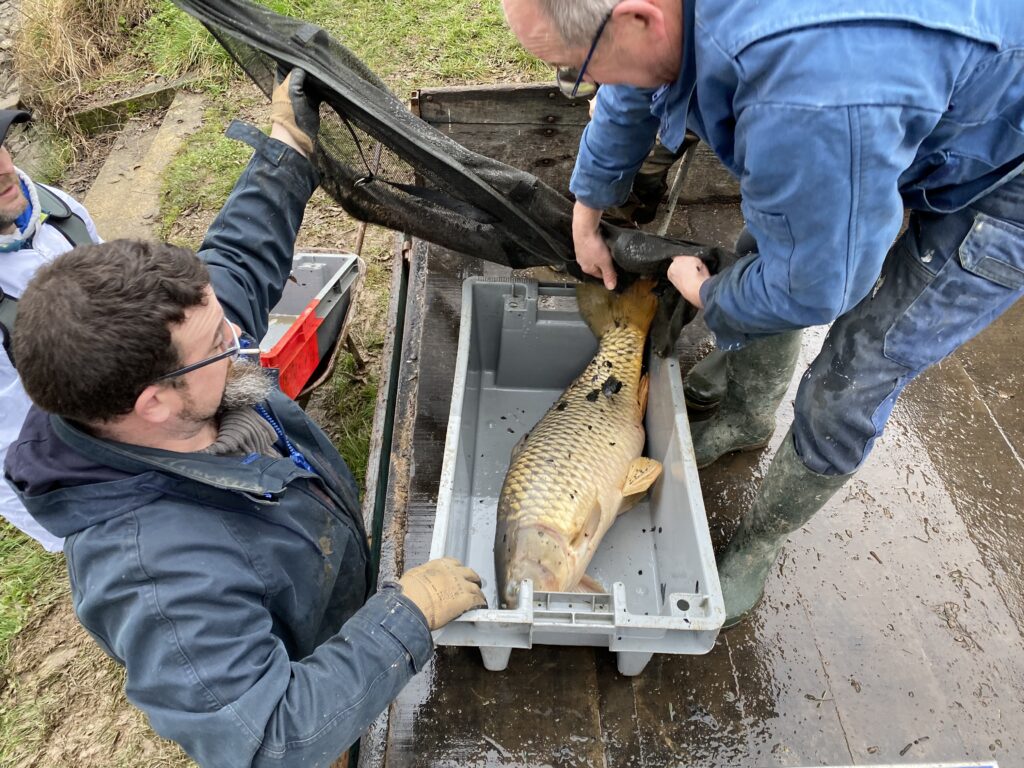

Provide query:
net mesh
left=176, top=0, right=734, bottom=352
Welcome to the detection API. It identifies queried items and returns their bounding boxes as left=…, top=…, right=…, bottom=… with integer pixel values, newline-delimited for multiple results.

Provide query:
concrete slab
left=83, top=90, right=205, bottom=241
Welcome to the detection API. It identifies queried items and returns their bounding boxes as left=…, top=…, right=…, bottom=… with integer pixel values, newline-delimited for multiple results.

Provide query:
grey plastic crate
left=430, top=278, right=725, bottom=676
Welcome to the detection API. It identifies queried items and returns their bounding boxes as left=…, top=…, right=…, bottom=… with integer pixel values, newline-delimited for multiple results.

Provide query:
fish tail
left=576, top=278, right=659, bottom=338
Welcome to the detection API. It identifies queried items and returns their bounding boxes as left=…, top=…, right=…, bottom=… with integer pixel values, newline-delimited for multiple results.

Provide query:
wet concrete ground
left=363, top=195, right=1024, bottom=766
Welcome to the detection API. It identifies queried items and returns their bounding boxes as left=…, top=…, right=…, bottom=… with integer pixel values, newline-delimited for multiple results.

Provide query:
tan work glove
left=398, top=557, right=486, bottom=631
left=270, top=68, right=320, bottom=157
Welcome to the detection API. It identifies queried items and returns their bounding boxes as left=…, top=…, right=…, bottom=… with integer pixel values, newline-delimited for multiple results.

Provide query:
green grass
left=133, top=0, right=237, bottom=80
left=0, top=524, right=66, bottom=664
left=319, top=0, right=547, bottom=90
left=158, top=104, right=255, bottom=242
left=134, top=0, right=546, bottom=91
left=329, top=348, right=381, bottom=491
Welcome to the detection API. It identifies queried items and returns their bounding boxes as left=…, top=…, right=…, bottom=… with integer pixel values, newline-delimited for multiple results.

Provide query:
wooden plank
left=672, top=143, right=741, bottom=203
left=416, top=83, right=592, bottom=126
left=949, top=299, right=1024, bottom=460
left=907, top=335, right=1024, bottom=631
left=425, top=122, right=581, bottom=196
left=387, top=646, right=606, bottom=768
left=788, top=431, right=1024, bottom=762
left=417, top=83, right=740, bottom=203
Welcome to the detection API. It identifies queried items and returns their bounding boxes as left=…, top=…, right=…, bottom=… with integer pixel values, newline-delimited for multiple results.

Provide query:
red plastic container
left=259, top=252, right=362, bottom=399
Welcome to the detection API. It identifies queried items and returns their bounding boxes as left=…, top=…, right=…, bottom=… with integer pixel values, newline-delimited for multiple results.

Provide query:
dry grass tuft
left=13, top=0, right=151, bottom=124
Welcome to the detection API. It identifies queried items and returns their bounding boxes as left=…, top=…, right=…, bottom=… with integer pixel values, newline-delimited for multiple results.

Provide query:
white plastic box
left=429, top=278, right=725, bottom=676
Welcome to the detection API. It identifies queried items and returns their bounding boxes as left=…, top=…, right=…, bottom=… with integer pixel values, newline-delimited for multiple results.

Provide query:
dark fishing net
left=171, top=0, right=733, bottom=354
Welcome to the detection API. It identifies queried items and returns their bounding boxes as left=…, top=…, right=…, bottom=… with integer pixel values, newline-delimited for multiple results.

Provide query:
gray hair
left=538, top=0, right=619, bottom=47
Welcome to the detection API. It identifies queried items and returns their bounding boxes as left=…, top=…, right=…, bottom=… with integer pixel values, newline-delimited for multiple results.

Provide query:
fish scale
left=495, top=280, right=660, bottom=607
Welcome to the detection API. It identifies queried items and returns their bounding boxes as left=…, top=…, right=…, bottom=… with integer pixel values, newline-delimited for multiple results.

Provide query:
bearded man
left=3, top=71, right=484, bottom=767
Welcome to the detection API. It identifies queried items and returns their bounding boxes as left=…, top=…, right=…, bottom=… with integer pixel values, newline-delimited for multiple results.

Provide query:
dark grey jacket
left=5, top=123, right=433, bottom=767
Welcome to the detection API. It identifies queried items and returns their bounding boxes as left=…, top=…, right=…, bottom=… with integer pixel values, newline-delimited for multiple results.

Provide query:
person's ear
left=612, top=0, right=666, bottom=41
left=134, top=383, right=175, bottom=425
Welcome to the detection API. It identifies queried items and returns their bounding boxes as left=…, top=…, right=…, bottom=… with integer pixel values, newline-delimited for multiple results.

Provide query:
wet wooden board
left=414, top=83, right=739, bottom=203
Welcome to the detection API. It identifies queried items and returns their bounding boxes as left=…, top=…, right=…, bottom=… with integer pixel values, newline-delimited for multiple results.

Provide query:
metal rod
left=353, top=142, right=385, bottom=255
left=656, top=145, right=696, bottom=237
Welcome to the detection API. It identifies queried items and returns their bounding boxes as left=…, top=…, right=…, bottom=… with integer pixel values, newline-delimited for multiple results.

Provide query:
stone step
left=83, top=90, right=206, bottom=241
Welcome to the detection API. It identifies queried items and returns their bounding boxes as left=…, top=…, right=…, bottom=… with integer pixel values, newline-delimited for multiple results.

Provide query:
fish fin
left=621, top=457, right=662, bottom=497
left=576, top=278, right=658, bottom=339
left=576, top=574, right=606, bottom=594
left=570, top=499, right=603, bottom=552
left=618, top=491, right=646, bottom=515
left=638, top=373, right=650, bottom=416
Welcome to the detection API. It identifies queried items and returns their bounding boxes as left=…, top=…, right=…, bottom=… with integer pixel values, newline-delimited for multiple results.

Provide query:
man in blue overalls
left=503, top=0, right=1024, bottom=626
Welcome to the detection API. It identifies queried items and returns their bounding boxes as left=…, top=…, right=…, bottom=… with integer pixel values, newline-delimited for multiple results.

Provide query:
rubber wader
left=683, top=348, right=727, bottom=411
left=717, top=428, right=852, bottom=627
left=689, top=330, right=802, bottom=468
left=683, top=227, right=760, bottom=411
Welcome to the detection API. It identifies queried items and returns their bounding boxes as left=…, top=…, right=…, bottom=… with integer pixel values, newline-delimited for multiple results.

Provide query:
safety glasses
left=155, top=317, right=259, bottom=382
left=554, top=8, right=615, bottom=99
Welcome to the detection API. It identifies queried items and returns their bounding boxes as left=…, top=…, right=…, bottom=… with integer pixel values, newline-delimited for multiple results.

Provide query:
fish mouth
left=504, top=561, right=562, bottom=606
left=500, top=524, right=578, bottom=607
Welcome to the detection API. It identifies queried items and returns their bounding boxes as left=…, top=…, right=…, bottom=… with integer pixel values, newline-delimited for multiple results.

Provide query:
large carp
left=495, top=279, right=663, bottom=608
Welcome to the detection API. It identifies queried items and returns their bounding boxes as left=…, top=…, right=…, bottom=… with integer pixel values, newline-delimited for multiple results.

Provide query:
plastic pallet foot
left=616, top=651, right=653, bottom=677
left=479, top=646, right=513, bottom=672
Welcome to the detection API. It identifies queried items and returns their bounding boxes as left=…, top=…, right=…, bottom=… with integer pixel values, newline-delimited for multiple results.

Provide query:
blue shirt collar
left=651, top=0, right=698, bottom=130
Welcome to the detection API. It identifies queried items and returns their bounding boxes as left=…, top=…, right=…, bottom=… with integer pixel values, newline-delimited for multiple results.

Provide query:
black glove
left=270, top=68, right=321, bottom=156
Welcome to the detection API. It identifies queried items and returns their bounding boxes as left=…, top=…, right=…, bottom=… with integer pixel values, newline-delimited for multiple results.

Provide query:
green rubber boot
left=717, top=429, right=851, bottom=628
left=683, top=348, right=727, bottom=411
left=690, top=330, right=802, bottom=468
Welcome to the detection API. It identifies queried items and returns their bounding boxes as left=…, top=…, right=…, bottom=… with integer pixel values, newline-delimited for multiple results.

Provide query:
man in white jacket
left=0, top=109, right=100, bottom=551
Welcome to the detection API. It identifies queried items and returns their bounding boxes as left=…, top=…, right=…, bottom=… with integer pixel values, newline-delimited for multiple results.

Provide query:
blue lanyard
left=254, top=403, right=315, bottom=474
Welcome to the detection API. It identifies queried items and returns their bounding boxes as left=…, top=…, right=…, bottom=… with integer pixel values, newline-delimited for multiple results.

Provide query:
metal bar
left=656, top=143, right=696, bottom=237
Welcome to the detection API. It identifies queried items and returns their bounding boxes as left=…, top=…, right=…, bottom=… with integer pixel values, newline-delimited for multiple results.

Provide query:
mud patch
left=0, top=597, right=192, bottom=767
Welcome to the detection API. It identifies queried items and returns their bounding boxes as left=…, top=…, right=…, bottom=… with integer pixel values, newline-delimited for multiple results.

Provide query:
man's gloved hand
left=397, top=557, right=487, bottom=631
left=270, top=68, right=320, bottom=157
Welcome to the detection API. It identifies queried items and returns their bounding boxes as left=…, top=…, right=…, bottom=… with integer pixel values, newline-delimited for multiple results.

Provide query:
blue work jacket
left=571, top=0, right=1024, bottom=348
left=4, top=123, right=433, bottom=767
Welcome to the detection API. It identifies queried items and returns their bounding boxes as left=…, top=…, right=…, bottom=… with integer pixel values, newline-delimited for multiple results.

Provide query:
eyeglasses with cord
left=154, top=317, right=260, bottom=382
left=555, top=8, right=615, bottom=99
